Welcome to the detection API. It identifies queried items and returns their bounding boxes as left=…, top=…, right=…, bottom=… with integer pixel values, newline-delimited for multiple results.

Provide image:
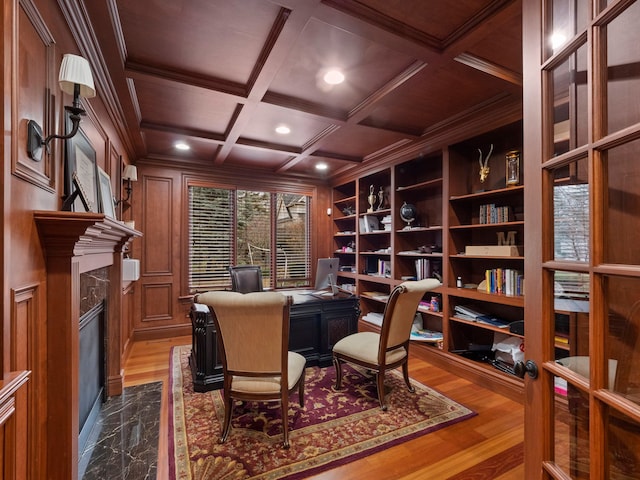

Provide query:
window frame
left=184, top=178, right=314, bottom=294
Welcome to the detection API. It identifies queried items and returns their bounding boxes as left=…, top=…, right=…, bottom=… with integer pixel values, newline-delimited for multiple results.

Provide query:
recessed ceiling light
left=275, top=125, right=291, bottom=135
left=175, top=141, right=190, bottom=151
left=323, top=69, right=345, bottom=85
left=315, top=162, right=328, bottom=171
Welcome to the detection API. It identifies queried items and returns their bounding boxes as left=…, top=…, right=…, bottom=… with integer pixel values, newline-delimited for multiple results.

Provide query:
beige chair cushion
left=231, top=351, right=307, bottom=394
left=333, top=331, right=407, bottom=365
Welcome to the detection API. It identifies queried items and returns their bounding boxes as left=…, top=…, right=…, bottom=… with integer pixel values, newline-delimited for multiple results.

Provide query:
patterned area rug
left=169, top=345, right=476, bottom=480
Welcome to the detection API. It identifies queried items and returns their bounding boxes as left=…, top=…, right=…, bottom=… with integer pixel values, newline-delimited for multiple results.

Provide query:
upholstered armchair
left=194, top=290, right=306, bottom=448
left=332, top=278, right=441, bottom=410
left=228, top=265, right=264, bottom=293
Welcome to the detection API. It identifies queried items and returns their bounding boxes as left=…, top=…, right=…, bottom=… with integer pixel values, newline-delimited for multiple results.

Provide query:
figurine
left=478, top=143, right=494, bottom=183
left=367, top=185, right=376, bottom=213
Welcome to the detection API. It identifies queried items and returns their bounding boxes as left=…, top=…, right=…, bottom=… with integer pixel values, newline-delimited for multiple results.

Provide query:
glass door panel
left=554, top=271, right=589, bottom=363
left=550, top=43, right=589, bottom=157
left=605, top=1, right=640, bottom=135
left=603, top=138, right=640, bottom=265
left=554, top=381, right=590, bottom=479
left=553, top=158, right=589, bottom=262
left=607, top=409, right=640, bottom=479
left=547, top=0, right=589, bottom=57
left=605, top=275, right=640, bottom=405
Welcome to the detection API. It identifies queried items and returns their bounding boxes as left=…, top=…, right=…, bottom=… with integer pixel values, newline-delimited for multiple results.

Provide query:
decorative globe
left=400, top=202, right=417, bottom=229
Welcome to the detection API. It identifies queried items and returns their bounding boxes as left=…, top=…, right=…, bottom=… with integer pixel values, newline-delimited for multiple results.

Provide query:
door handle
left=514, top=360, right=538, bottom=379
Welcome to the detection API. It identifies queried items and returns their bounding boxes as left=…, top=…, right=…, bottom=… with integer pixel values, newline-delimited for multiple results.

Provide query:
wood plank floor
left=123, top=336, right=525, bottom=480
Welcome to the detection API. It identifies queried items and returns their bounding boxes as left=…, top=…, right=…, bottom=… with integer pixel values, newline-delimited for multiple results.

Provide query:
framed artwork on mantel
left=63, top=117, right=99, bottom=213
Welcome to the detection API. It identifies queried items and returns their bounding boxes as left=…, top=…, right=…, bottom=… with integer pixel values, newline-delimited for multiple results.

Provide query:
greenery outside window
left=188, top=185, right=311, bottom=292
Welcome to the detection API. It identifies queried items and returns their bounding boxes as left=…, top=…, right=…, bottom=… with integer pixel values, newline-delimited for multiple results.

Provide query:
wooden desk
left=189, top=292, right=360, bottom=391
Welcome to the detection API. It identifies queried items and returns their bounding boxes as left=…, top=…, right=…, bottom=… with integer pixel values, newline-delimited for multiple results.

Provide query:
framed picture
left=64, top=119, right=99, bottom=212
left=97, top=167, right=115, bottom=218
left=506, top=150, right=520, bottom=187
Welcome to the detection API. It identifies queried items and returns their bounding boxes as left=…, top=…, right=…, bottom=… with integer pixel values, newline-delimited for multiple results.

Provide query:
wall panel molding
left=13, top=0, right=56, bottom=191
left=11, top=283, right=42, bottom=480
left=141, top=283, right=173, bottom=322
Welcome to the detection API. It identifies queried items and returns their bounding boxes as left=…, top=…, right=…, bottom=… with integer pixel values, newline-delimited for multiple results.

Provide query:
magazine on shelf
left=410, top=329, right=444, bottom=342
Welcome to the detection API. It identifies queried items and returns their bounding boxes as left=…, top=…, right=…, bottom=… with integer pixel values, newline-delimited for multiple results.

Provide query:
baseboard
left=132, top=323, right=192, bottom=342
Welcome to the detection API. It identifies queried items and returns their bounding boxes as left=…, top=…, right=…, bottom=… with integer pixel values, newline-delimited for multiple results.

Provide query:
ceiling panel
left=267, top=17, right=415, bottom=111
left=82, top=0, right=523, bottom=179
left=117, top=0, right=281, bottom=83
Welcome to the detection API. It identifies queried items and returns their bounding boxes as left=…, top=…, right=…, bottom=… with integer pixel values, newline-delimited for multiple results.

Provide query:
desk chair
left=332, top=278, right=440, bottom=410
left=194, top=291, right=306, bottom=448
left=228, top=265, right=264, bottom=293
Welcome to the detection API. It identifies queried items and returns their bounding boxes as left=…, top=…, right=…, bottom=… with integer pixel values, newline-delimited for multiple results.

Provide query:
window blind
left=275, top=193, right=311, bottom=287
left=188, top=185, right=312, bottom=293
left=188, top=186, right=233, bottom=291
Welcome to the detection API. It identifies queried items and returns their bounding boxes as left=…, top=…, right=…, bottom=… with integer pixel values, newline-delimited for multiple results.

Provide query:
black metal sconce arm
left=27, top=105, right=86, bottom=162
left=114, top=179, right=133, bottom=206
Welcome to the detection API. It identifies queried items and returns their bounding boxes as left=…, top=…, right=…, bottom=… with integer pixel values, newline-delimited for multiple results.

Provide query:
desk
left=189, top=292, right=360, bottom=391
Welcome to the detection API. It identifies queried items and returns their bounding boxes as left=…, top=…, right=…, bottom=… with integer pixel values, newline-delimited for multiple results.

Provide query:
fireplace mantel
left=34, top=210, right=141, bottom=479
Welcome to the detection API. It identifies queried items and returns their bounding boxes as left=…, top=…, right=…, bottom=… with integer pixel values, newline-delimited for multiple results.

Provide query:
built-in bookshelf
left=330, top=120, right=525, bottom=399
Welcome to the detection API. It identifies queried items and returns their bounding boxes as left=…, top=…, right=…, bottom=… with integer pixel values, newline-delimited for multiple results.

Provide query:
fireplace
left=78, top=267, right=109, bottom=452
left=35, top=211, right=141, bottom=479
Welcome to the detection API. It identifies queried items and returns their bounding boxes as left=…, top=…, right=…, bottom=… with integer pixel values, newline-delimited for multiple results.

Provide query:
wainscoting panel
left=141, top=283, right=173, bottom=322
left=142, top=176, right=173, bottom=275
left=11, top=284, right=40, bottom=480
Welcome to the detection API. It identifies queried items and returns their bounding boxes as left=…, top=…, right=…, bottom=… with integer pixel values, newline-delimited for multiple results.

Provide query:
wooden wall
left=129, top=160, right=332, bottom=342
left=2, top=0, right=133, bottom=477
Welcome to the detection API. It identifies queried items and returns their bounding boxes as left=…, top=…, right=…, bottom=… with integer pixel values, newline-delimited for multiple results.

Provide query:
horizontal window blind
left=188, top=185, right=311, bottom=293
left=236, top=190, right=271, bottom=287
left=276, top=193, right=311, bottom=288
left=188, top=186, right=233, bottom=291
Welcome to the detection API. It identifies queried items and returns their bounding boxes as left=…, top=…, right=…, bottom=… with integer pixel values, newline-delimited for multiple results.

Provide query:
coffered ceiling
left=82, top=0, right=522, bottom=180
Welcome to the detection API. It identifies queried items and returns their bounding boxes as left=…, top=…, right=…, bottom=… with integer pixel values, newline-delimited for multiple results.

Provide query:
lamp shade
left=122, top=164, right=138, bottom=181
left=58, top=54, right=96, bottom=98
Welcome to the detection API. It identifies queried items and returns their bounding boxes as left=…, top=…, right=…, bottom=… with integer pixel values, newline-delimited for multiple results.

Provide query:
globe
left=400, top=202, right=417, bottom=229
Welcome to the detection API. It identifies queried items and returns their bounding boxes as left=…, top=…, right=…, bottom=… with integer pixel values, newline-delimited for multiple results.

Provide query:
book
left=454, top=304, right=488, bottom=319
left=465, top=245, right=521, bottom=256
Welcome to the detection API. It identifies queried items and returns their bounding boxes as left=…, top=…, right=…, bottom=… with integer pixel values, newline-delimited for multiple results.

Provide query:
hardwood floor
left=123, top=336, right=525, bottom=480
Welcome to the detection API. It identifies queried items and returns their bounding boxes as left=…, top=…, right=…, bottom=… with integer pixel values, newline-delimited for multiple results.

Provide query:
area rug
left=169, top=345, right=475, bottom=480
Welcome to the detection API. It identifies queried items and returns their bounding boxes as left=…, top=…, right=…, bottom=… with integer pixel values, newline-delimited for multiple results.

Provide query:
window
left=188, top=185, right=311, bottom=292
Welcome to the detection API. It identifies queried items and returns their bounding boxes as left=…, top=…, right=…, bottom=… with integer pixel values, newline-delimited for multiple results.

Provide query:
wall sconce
left=27, top=54, right=96, bottom=162
left=115, top=165, right=138, bottom=206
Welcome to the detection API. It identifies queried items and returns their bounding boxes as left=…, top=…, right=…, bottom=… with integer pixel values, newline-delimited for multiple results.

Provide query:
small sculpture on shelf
left=341, top=205, right=355, bottom=216
left=400, top=202, right=417, bottom=229
left=478, top=143, right=494, bottom=183
left=367, top=185, right=376, bottom=213
left=377, top=186, right=385, bottom=210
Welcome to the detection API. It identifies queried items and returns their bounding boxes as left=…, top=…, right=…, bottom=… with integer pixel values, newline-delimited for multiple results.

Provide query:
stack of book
left=453, top=305, right=511, bottom=328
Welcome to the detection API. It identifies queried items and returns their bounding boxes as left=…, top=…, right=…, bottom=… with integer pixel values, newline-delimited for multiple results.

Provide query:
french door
left=523, top=0, right=640, bottom=478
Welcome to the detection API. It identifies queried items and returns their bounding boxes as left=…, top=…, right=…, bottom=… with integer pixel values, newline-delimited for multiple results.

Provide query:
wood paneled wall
left=129, top=162, right=332, bottom=341
left=2, top=0, right=134, bottom=478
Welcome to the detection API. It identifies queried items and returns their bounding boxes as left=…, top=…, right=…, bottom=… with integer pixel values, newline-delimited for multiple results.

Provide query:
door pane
left=553, top=158, right=589, bottom=262
left=603, top=138, right=640, bottom=265
left=547, top=0, right=589, bottom=56
left=554, top=271, right=589, bottom=365
left=605, top=276, right=640, bottom=405
left=554, top=382, right=590, bottom=478
left=550, top=43, right=588, bottom=157
left=606, top=1, right=640, bottom=135
left=607, top=409, right=640, bottom=479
